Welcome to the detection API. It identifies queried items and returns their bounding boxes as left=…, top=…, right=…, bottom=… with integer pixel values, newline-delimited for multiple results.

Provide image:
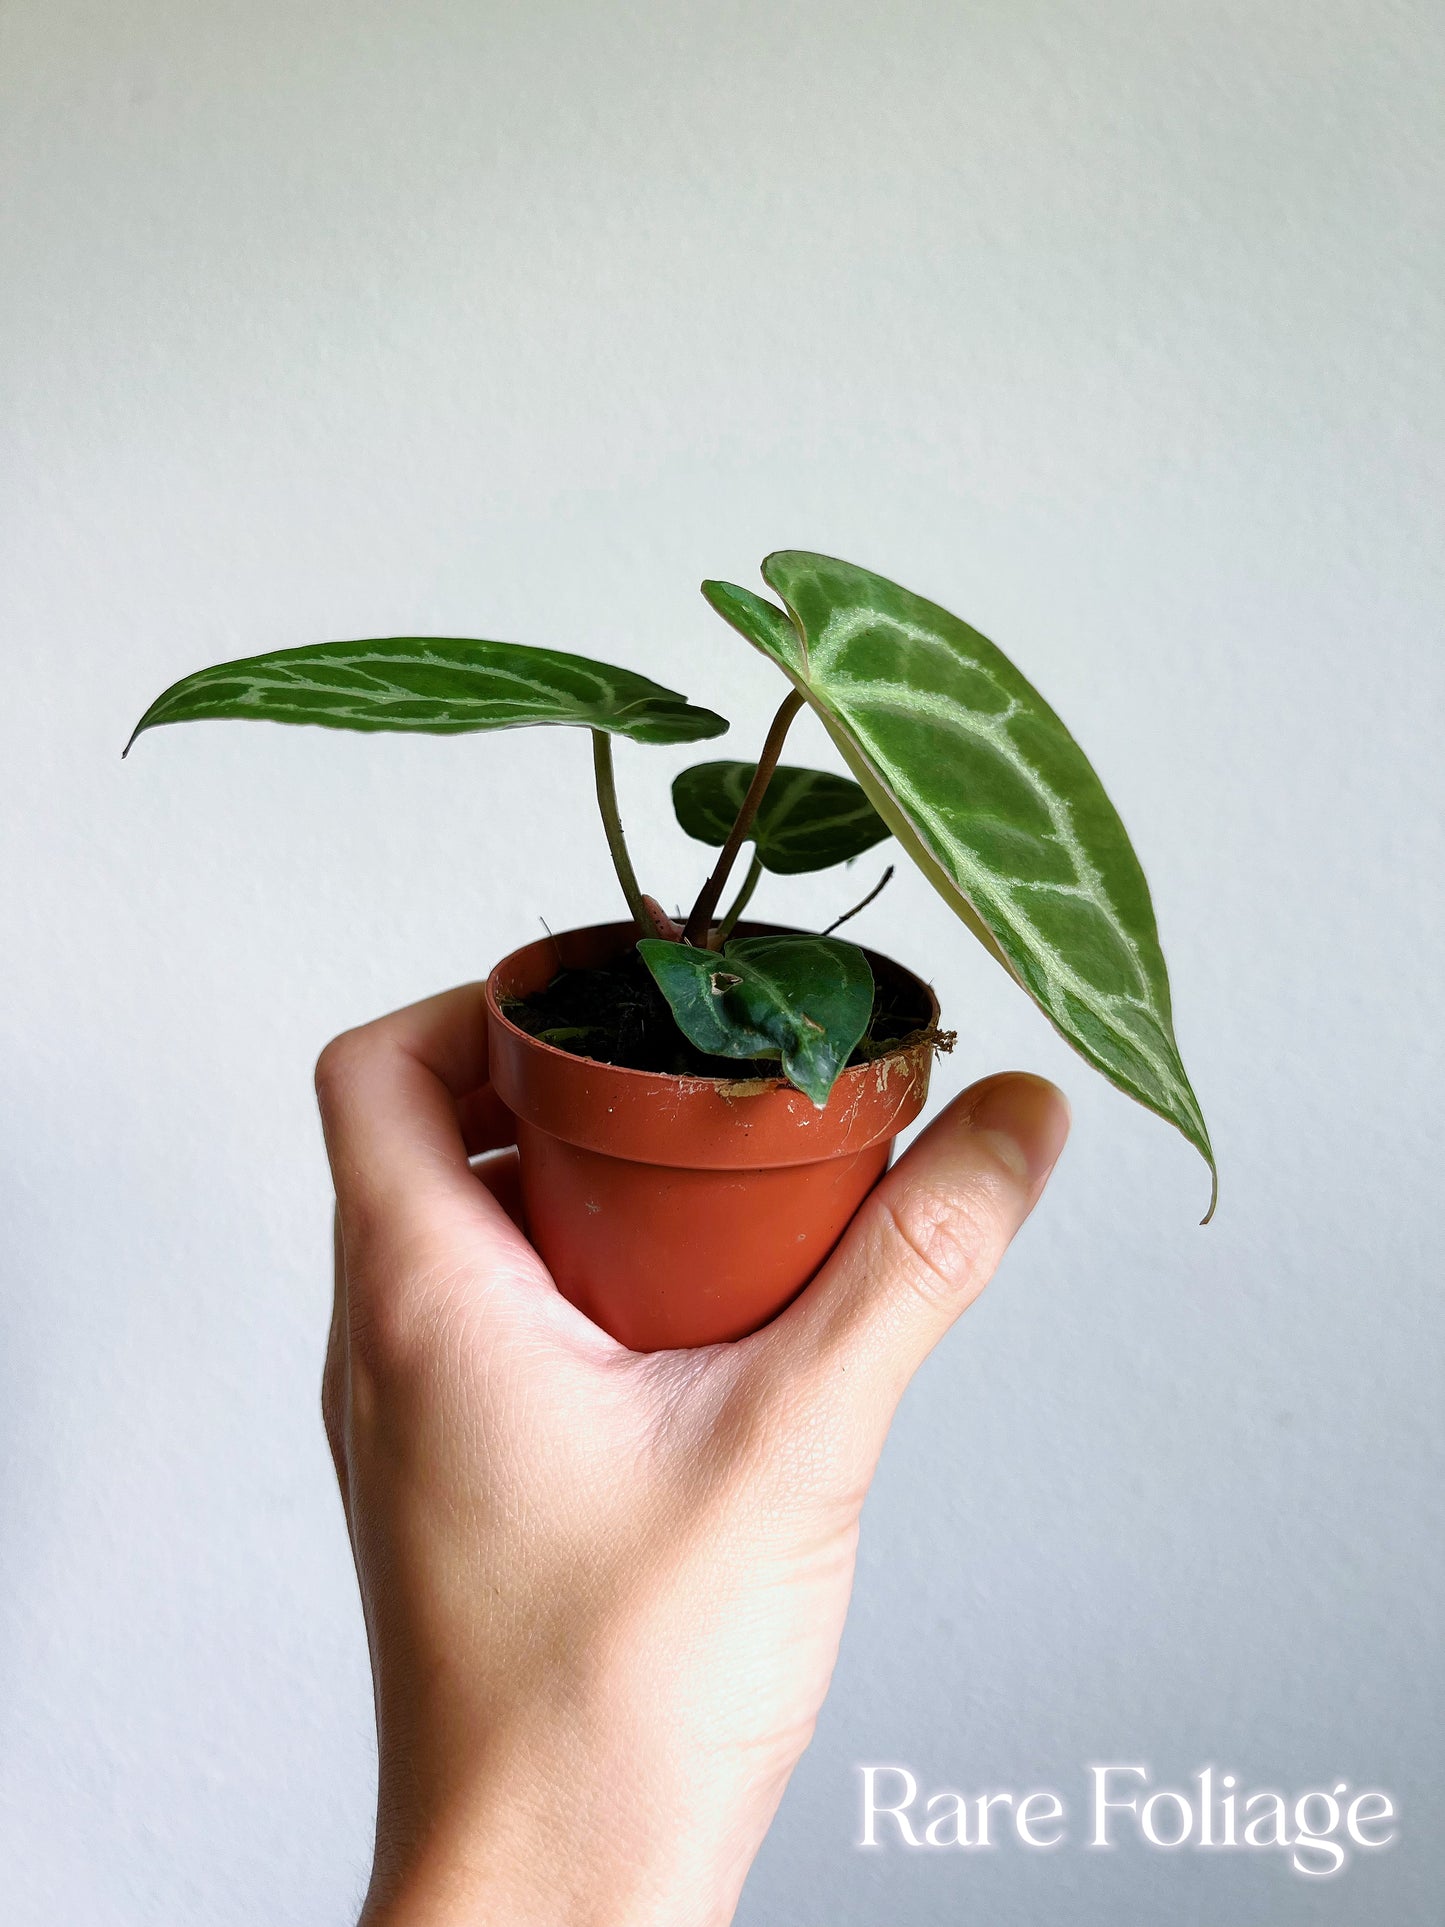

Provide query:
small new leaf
left=672, top=761, right=891, bottom=874
left=125, top=637, right=728, bottom=753
left=637, top=933, right=875, bottom=1107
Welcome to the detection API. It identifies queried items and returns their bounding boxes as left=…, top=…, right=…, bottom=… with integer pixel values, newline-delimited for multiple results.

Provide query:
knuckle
left=344, top=1248, right=460, bottom=1396
left=313, top=1026, right=368, bottom=1104
left=319, top=1329, right=353, bottom=1482
left=876, top=1176, right=1004, bottom=1308
left=346, top=1283, right=421, bottom=1387
left=320, top=1369, right=344, bottom=1458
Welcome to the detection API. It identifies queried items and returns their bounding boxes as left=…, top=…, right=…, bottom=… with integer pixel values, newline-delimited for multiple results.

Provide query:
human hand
left=317, top=984, right=1069, bottom=1926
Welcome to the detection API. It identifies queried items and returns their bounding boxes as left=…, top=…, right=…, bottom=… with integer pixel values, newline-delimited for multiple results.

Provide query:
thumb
left=764, top=1072, right=1070, bottom=1420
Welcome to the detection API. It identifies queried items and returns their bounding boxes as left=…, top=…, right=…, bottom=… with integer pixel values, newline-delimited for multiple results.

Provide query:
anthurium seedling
left=635, top=932, right=876, bottom=1107
left=127, top=550, right=1216, bottom=1219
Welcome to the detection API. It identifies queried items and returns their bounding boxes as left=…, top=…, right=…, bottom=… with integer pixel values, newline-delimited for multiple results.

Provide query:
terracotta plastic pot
left=484, top=920, right=940, bottom=1351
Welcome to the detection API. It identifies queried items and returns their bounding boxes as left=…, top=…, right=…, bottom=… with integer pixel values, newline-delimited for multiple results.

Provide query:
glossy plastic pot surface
left=485, top=920, right=939, bottom=1350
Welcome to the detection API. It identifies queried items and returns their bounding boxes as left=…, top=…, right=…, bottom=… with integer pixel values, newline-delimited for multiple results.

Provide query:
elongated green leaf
left=672, top=761, right=890, bottom=874
left=702, top=554, right=1216, bottom=1216
left=637, top=932, right=874, bottom=1106
left=125, top=637, right=728, bottom=753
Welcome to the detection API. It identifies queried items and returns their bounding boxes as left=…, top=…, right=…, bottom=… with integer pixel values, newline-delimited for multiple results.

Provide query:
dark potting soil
left=503, top=944, right=945, bottom=1081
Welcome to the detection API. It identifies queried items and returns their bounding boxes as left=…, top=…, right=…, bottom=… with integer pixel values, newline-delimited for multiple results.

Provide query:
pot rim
left=483, top=919, right=943, bottom=1170
left=485, top=916, right=940, bottom=1092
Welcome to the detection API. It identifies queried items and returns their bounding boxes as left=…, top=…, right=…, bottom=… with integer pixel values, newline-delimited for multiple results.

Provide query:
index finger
left=314, top=981, right=511, bottom=1241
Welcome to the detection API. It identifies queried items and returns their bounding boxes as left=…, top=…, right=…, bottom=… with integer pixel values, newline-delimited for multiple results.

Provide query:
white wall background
left=3, top=2, right=1441, bottom=1921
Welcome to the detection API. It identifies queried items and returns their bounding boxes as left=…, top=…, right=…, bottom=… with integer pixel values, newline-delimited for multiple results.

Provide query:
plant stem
left=714, top=851, right=763, bottom=944
left=822, top=863, right=895, bottom=935
left=590, top=729, right=659, bottom=939
left=681, top=690, right=804, bottom=945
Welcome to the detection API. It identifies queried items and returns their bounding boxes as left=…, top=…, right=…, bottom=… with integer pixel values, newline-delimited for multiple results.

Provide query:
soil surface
left=503, top=943, right=945, bottom=1080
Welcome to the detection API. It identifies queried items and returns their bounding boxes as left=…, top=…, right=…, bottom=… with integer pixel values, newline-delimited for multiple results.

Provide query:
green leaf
left=672, top=761, right=891, bottom=874
left=702, top=553, right=1216, bottom=1218
left=637, top=932, right=875, bottom=1107
left=125, top=637, right=728, bottom=753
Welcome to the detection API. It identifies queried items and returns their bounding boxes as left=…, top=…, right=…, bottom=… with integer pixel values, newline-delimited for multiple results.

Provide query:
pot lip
left=484, top=917, right=941, bottom=1094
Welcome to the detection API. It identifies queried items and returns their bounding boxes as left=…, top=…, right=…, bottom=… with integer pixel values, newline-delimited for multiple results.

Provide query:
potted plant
left=126, top=550, right=1214, bottom=1348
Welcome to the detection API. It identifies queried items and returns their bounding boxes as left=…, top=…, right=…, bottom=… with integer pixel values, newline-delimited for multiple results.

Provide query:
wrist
left=360, top=1713, right=755, bottom=1927
left=362, top=1816, right=743, bottom=1927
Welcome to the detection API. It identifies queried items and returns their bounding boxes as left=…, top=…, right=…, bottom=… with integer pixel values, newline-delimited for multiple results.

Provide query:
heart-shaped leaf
left=125, top=637, right=728, bottom=753
left=637, top=932, right=874, bottom=1106
left=672, top=761, right=891, bottom=874
left=702, top=554, right=1216, bottom=1217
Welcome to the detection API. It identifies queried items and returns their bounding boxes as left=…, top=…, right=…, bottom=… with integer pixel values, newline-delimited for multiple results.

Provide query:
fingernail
left=966, top=1075, right=1071, bottom=1188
